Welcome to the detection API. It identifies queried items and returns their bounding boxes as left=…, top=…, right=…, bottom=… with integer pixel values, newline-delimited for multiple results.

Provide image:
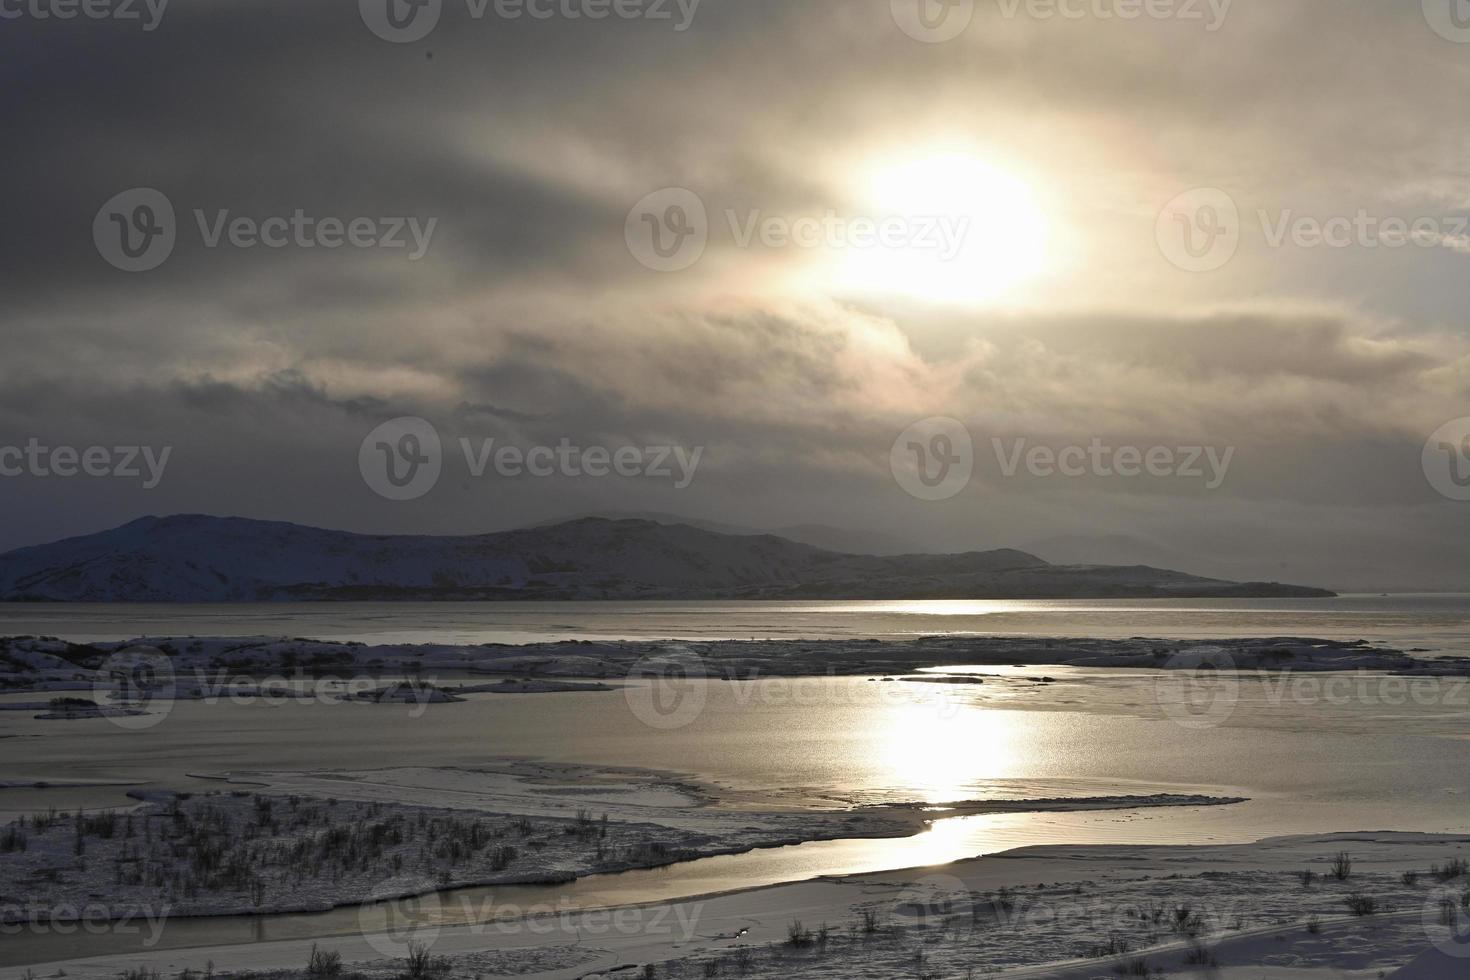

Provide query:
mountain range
left=0, top=515, right=1335, bottom=602
left=533, top=510, right=918, bottom=556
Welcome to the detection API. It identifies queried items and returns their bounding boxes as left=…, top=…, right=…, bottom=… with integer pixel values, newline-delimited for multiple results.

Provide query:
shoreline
left=6, top=631, right=1467, bottom=977
left=9, top=829, right=1466, bottom=979
left=0, top=769, right=1246, bottom=926
left=0, top=760, right=1267, bottom=973
left=4, top=633, right=1466, bottom=698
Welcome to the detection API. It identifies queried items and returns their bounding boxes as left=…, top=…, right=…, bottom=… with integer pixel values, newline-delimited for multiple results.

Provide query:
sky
left=3, top=0, right=1470, bottom=590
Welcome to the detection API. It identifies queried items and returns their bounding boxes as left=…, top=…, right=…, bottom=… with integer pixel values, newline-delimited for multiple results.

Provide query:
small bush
left=1344, top=893, right=1379, bottom=916
left=1171, top=905, right=1205, bottom=937
left=1183, top=944, right=1218, bottom=967
left=1330, top=852, right=1353, bottom=882
left=1433, top=858, right=1469, bottom=882
left=1088, top=935, right=1130, bottom=958
left=786, top=921, right=814, bottom=948
left=402, top=942, right=445, bottom=980
left=0, top=823, right=26, bottom=853
left=307, top=944, right=342, bottom=978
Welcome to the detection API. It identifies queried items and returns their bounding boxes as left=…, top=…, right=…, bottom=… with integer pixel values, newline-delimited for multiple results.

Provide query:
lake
left=2, top=596, right=1469, bottom=965
left=6, top=666, right=1470, bottom=962
left=3, top=594, right=1470, bottom=652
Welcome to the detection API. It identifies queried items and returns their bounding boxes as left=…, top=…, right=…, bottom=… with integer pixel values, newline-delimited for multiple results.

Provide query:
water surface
left=3, top=594, right=1469, bottom=652
left=4, top=597, right=1469, bottom=965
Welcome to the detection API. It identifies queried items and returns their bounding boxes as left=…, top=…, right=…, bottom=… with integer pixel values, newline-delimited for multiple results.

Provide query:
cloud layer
left=3, top=0, right=1469, bottom=589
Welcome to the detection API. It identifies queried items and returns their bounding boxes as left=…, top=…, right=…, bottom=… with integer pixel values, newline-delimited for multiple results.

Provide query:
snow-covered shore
left=0, top=763, right=1244, bottom=924
left=0, top=764, right=1453, bottom=980
left=12, top=831, right=1470, bottom=980
left=2, top=633, right=1460, bottom=698
left=6, top=631, right=1467, bottom=980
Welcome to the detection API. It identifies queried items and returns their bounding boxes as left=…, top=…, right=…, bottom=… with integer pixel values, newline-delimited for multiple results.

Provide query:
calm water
left=3, top=594, right=1470, bottom=652
left=3, top=596, right=1469, bottom=965
left=6, top=669, right=1469, bottom=827
left=5, top=667, right=1470, bottom=963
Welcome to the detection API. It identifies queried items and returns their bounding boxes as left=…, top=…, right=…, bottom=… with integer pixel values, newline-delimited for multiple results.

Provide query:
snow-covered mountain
left=0, top=515, right=1335, bottom=602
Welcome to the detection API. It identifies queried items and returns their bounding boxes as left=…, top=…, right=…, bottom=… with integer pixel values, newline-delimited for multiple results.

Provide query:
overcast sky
left=3, top=0, right=1470, bottom=590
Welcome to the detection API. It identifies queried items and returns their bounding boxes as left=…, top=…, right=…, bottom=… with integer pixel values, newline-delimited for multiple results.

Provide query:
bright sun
left=831, top=152, right=1051, bottom=304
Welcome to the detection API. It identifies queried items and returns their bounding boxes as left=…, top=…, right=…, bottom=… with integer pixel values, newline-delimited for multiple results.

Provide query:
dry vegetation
left=0, top=791, right=715, bottom=920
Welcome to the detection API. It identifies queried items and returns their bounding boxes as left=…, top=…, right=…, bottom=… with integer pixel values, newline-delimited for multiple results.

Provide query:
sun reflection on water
left=877, top=693, right=1019, bottom=805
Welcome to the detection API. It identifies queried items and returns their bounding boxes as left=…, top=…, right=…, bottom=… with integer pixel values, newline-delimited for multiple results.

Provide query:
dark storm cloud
left=2, top=0, right=1470, bottom=589
left=2, top=0, right=727, bottom=310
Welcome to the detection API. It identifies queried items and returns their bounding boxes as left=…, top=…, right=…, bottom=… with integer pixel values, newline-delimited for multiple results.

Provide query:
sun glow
left=877, top=694, right=1018, bottom=805
left=833, top=152, right=1051, bottom=304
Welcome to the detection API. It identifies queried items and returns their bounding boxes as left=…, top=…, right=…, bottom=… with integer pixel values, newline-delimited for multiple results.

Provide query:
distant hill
left=535, top=510, right=919, bottom=555
left=769, top=523, right=916, bottom=556
left=0, top=515, right=1336, bottom=602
